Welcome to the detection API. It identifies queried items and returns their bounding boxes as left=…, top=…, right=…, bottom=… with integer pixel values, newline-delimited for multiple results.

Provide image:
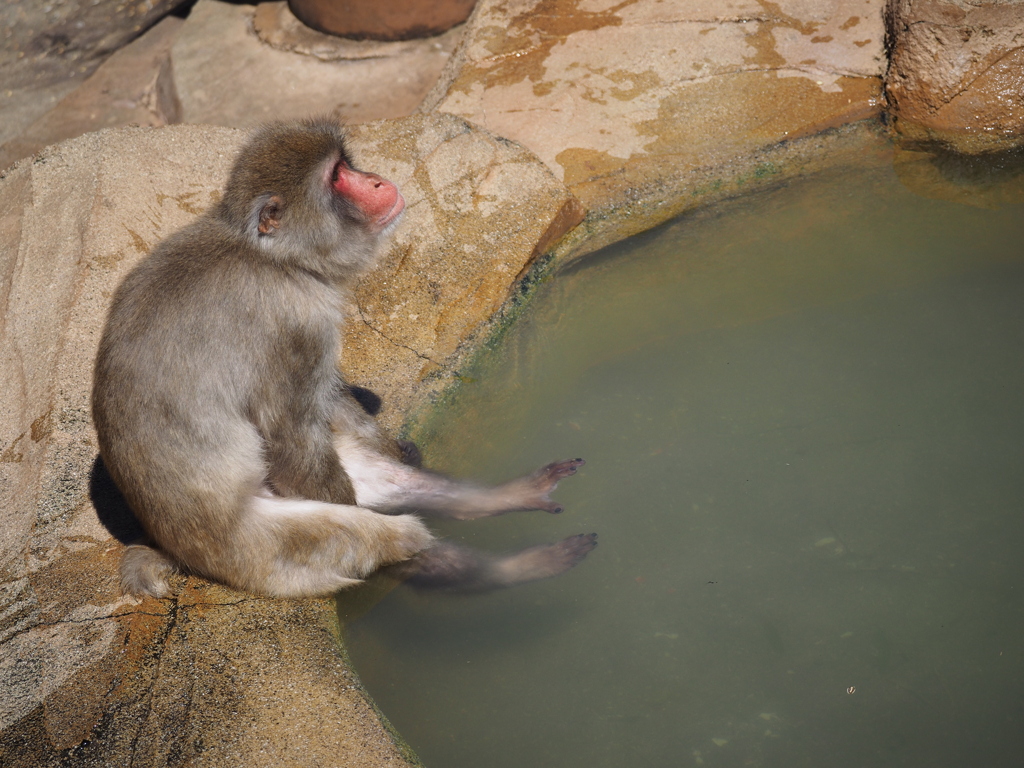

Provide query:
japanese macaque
left=92, top=118, right=596, bottom=599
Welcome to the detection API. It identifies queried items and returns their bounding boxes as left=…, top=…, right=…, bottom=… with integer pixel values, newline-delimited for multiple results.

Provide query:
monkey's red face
left=331, top=160, right=405, bottom=232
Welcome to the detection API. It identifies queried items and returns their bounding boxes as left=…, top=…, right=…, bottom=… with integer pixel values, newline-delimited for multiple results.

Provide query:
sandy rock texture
left=423, top=0, right=887, bottom=253
left=0, top=115, right=577, bottom=764
left=344, top=114, right=584, bottom=429
left=885, top=0, right=1024, bottom=152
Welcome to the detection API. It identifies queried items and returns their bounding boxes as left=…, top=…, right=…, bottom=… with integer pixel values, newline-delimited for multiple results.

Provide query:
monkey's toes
left=532, top=458, right=584, bottom=510
left=535, top=532, right=598, bottom=575
left=530, top=458, right=585, bottom=491
left=536, top=458, right=585, bottom=480
left=555, top=532, right=598, bottom=566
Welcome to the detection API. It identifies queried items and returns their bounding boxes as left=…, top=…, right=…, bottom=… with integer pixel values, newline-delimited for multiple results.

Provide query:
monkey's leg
left=336, top=434, right=584, bottom=519
left=225, top=496, right=434, bottom=597
left=389, top=534, right=598, bottom=592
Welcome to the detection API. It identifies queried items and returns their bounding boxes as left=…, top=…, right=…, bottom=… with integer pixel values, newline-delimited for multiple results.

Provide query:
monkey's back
left=92, top=215, right=345, bottom=558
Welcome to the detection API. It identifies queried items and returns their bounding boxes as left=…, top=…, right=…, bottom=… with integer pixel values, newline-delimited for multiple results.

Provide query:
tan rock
left=885, top=0, right=1024, bottom=152
left=423, top=0, right=886, bottom=255
left=0, top=114, right=579, bottom=762
left=344, top=113, right=584, bottom=429
left=173, top=0, right=458, bottom=128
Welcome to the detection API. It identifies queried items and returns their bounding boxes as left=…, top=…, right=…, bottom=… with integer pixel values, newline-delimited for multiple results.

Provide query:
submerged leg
left=390, top=534, right=598, bottom=592
left=336, top=433, right=585, bottom=519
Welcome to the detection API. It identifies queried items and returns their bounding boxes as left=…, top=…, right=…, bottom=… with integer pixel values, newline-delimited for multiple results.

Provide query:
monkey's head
left=217, top=118, right=405, bottom=274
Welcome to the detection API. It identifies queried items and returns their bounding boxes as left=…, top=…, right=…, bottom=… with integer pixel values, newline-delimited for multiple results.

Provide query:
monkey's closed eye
left=332, top=160, right=350, bottom=184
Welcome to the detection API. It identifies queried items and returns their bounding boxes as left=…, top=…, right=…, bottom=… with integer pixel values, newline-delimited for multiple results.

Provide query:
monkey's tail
left=120, top=543, right=178, bottom=599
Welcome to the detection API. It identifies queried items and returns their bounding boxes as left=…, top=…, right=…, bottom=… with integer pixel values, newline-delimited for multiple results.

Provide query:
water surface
left=343, top=147, right=1024, bottom=768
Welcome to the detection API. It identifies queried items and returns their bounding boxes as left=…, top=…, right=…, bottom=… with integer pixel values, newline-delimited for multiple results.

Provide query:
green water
left=342, top=149, right=1024, bottom=768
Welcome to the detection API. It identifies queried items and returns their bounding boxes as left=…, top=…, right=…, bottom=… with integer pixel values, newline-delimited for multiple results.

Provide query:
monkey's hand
left=504, top=458, right=585, bottom=514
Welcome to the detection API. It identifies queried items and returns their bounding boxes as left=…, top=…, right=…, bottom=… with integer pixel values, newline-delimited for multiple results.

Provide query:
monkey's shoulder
left=141, top=218, right=248, bottom=276
left=105, top=214, right=344, bottom=356
left=117, top=218, right=288, bottom=305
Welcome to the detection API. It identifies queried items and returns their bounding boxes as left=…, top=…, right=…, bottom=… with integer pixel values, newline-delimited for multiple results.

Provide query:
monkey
left=92, top=118, right=596, bottom=600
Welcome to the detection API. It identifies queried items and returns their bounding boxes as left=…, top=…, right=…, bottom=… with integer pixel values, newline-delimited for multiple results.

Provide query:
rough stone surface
left=0, top=16, right=184, bottom=173
left=344, top=114, right=584, bottom=429
left=885, top=0, right=1024, bottom=152
left=423, top=0, right=887, bottom=254
left=0, top=116, right=579, bottom=762
left=174, top=0, right=458, bottom=128
left=0, top=0, right=189, bottom=147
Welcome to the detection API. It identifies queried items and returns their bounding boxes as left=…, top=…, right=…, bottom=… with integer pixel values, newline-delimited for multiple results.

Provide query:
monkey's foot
left=397, top=439, right=423, bottom=468
left=493, top=533, right=598, bottom=586
left=534, top=458, right=586, bottom=484
left=506, top=458, right=585, bottom=513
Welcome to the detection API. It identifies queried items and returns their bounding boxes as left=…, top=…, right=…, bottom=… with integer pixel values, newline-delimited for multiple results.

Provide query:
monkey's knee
left=120, top=544, right=177, bottom=598
left=250, top=496, right=433, bottom=593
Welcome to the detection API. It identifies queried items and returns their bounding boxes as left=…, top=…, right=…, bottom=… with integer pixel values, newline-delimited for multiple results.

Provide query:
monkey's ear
left=257, top=196, right=282, bottom=236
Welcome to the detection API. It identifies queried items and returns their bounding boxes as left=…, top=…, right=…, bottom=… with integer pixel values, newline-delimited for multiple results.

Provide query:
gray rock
left=0, top=0, right=189, bottom=146
left=0, top=17, right=184, bottom=172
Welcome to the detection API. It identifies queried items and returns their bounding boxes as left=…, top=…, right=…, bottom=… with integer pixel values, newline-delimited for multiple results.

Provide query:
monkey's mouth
left=374, top=191, right=405, bottom=231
